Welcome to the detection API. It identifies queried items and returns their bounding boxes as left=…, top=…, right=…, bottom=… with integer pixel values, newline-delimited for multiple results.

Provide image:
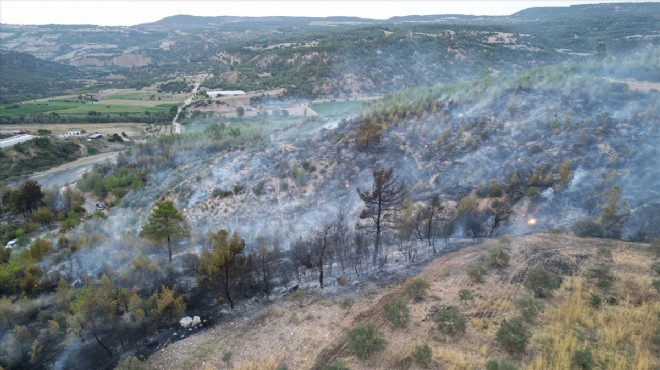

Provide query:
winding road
left=172, top=82, right=200, bottom=134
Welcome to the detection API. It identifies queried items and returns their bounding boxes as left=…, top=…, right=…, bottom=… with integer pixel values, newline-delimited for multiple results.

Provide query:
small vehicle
left=96, top=203, right=105, bottom=210
left=5, top=239, right=17, bottom=249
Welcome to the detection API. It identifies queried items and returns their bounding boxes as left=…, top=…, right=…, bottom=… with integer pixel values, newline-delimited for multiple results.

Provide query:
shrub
left=476, top=181, right=504, bottom=198
left=115, top=356, right=146, bottom=370
left=383, top=297, right=410, bottom=328
left=467, top=261, right=487, bottom=283
left=252, top=180, right=266, bottom=196
left=458, top=289, right=473, bottom=301
left=486, top=359, right=519, bottom=370
left=595, top=247, right=613, bottom=260
left=514, top=295, right=544, bottom=323
left=486, top=245, right=510, bottom=268
left=572, top=219, right=604, bottom=238
left=651, top=327, right=660, bottom=346
left=589, top=293, right=602, bottom=309
left=650, top=239, right=660, bottom=257
left=588, top=265, right=614, bottom=290
left=289, top=290, right=306, bottom=307
left=323, top=362, right=350, bottom=370
left=523, top=266, right=560, bottom=298
left=405, top=278, right=430, bottom=301
left=433, top=307, right=467, bottom=336
left=222, top=350, right=232, bottom=366
left=495, top=317, right=531, bottom=353
left=651, top=262, right=660, bottom=275
left=411, top=344, right=433, bottom=368
left=572, top=348, right=593, bottom=370
left=347, top=323, right=385, bottom=360
left=340, top=297, right=354, bottom=310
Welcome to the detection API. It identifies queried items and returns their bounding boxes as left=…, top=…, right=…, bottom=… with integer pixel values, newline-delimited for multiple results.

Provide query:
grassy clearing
left=309, top=100, right=364, bottom=116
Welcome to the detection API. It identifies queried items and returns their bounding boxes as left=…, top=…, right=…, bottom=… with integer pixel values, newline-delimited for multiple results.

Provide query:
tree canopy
left=139, top=200, right=189, bottom=264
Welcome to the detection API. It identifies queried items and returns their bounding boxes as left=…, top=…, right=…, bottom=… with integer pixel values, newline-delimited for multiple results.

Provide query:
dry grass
left=147, top=234, right=659, bottom=369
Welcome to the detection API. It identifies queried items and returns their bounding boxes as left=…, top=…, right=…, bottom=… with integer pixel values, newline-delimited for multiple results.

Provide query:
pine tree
left=199, top=230, right=245, bottom=309
left=140, top=200, right=189, bottom=264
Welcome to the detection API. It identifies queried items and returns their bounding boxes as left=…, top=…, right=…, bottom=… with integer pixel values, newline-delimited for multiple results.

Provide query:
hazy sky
left=0, top=1, right=648, bottom=26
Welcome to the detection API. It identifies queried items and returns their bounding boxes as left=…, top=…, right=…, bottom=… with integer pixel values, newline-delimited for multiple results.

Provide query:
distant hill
left=0, top=50, right=83, bottom=103
left=0, top=49, right=79, bottom=84
left=1, top=2, right=659, bottom=102
left=512, top=2, right=660, bottom=20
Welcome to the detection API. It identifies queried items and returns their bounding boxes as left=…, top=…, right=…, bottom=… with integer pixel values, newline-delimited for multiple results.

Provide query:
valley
left=0, top=3, right=659, bottom=370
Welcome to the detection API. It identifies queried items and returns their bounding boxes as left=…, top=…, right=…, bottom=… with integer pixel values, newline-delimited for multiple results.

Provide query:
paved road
left=0, top=134, right=34, bottom=148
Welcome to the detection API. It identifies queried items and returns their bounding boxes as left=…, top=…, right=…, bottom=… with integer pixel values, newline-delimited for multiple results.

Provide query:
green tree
left=599, top=186, right=629, bottom=239
left=356, top=168, right=406, bottom=266
left=486, top=359, right=519, bottom=370
left=514, top=294, right=545, bottom=323
left=383, top=297, right=410, bottom=327
left=411, top=344, right=433, bottom=368
left=405, top=277, right=430, bottom=301
left=486, top=245, right=510, bottom=268
left=67, top=276, right=117, bottom=356
left=347, top=323, right=385, bottom=360
left=467, top=261, right=487, bottom=283
left=10, top=180, right=44, bottom=214
left=140, top=200, right=189, bottom=264
left=198, top=229, right=245, bottom=309
left=433, top=307, right=467, bottom=336
left=12, top=325, right=31, bottom=360
left=495, top=317, right=531, bottom=354
left=151, top=285, right=186, bottom=325
left=524, top=266, right=560, bottom=298
left=30, top=207, right=55, bottom=226
left=557, top=160, right=572, bottom=187
left=236, top=106, right=245, bottom=117
left=572, top=348, right=593, bottom=370
left=355, top=117, right=383, bottom=152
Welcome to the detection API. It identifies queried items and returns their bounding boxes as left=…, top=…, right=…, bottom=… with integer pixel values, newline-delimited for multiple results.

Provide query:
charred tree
left=357, top=168, right=407, bottom=266
left=489, top=198, right=514, bottom=237
left=198, top=230, right=245, bottom=310
left=414, top=194, right=444, bottom=254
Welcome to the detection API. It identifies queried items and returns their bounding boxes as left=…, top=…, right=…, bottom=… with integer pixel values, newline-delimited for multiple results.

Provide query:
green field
left=104, top=92, right=182, bottom=101
left=309, top=100, right=365, bottom=116
left=0, top=101, right=172, bottom=117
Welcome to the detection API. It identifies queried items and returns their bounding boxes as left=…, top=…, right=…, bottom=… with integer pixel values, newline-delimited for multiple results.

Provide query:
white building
left=207, top=90, right=246, bottom=98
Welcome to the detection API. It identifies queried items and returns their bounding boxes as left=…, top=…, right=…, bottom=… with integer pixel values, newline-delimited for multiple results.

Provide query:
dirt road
left=28, top=151, right=121, bottom=188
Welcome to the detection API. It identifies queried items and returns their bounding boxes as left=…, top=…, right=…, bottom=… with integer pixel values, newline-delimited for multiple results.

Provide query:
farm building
left=207, top=90, right=246, bottom=98
left=88, top=133, right=103, bottom=139
left=58, top=131, right=82, bottom=138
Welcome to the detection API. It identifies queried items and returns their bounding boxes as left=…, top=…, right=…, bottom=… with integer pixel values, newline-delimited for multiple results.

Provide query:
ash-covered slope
left=152, top=55, right=659, bottom=246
